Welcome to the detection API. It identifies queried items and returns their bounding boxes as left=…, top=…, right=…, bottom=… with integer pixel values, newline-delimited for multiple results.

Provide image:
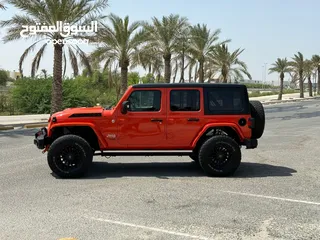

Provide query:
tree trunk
left=173, top=60, right=178, bottom=83
left=317, top=67, right=320, bottom=95
left=222, top=66, right=228, bottom=83
left=194, top=64, right=198, bottom=82
left=180, top=50, right=185, bottom=83
left=198, top=61, right=204, bottom=83
left=51, top=43, right=63, bottom=114
left=188, top=64, right=192, bottom=82
left=299, top=71, right=304, bottom=98
left=114, top=69, right=121, bottom=101
left=278, top=73, right=284, bottom=100
left=163, top=54, right=171, bottom=83
left=308, top=76, right=312, bottom=97
left=222, top=74, right=228, bottom=83
left=156, top=73, right=161, bottom=83
left=108, top=66, right=113, bottom=88
left=120, top=64, right=128, bottom=97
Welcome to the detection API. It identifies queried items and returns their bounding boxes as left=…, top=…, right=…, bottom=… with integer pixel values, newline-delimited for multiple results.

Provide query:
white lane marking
left=223, top=191, right=320, bottom=206
left=88, top=216, right=212, bottom=240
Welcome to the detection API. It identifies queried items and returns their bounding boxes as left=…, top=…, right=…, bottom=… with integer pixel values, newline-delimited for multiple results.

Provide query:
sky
left=0, top=0, right=318, bottom=84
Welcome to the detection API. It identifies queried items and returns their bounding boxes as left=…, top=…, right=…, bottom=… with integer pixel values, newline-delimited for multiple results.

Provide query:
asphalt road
left=1, top=100, right=320, bottom=240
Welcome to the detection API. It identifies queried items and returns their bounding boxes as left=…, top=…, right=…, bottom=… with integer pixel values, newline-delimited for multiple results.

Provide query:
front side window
left=127, top=90, right=161, bottom=112
left=170, top=90, right=200, bottom=111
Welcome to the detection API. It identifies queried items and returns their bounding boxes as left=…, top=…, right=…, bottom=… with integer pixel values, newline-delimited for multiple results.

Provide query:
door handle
left=187, top=118, right=199, bottom=122
left=151, top=119, right=163, bottom=122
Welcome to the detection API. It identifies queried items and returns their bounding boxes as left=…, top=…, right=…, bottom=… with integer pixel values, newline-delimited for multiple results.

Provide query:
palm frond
left=209, top=44, right=250, bottom=82
left=68, top=47, right=79, bottom=76
left=74, top=45, right=92, bottom=75
left=63, top=51, right=67, bottom=78
left=31, top=43, right=48, bottom=77
left=0, top=2, right=6, bottom=9
left=19, top=40, right=44, bottom=73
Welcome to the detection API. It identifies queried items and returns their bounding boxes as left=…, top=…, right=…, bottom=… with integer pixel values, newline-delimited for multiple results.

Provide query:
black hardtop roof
left=132, top=83, right=247, bottom=89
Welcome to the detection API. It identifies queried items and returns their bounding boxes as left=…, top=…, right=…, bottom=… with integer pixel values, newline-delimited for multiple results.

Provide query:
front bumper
left=243, top=138, right=258, bottom=149
left=34, top=127, right=50, bottom=149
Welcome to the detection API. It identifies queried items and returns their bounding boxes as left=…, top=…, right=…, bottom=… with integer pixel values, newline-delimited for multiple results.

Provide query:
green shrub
left=9, top=77, right=103, bottom=114
left=241, top=83, right=273, bottom=89
left=10, top=78, right=51, bottom=114
left=248, top=89, right=299, bottom=98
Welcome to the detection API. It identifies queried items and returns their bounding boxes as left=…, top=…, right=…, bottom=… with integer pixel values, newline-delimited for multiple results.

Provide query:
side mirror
left=121, top=101, right=130, bottom=114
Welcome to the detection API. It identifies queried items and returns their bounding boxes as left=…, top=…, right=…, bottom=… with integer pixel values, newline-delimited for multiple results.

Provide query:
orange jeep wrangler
left=34, top=83, right=265, bottom=178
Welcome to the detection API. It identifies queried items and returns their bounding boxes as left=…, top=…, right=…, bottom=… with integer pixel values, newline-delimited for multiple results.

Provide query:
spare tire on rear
left=249, top=100, right=265, bottom=139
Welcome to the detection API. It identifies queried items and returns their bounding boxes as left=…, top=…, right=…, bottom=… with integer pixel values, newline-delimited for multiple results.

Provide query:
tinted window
left=170, top=90, right=200, bottom=111
left=204, top=87, right=249, bottom=114
left=127, top=90, right=161, bottom=112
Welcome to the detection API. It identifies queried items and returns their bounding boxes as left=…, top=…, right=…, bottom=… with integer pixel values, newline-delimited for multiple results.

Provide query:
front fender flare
left=48, top=122, right=108, bottom=148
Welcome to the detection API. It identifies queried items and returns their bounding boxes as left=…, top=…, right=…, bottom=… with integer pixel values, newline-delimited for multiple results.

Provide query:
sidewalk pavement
left=0, top=92, right=319, bottom=129
left=249, top=92, right=320, bottom=104
left=0, top=114, right=50, bottom=126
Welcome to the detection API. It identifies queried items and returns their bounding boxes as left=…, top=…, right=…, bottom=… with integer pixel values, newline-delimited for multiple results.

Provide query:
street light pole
left=261, top=66, right=264, bottom=87
left=314, top=71, right=317, bottom=96
left=264, top=63, right=267, bottom=84
left=262, top=63, right=267, bottom=88
left=318, top=63, right=320, bottom=95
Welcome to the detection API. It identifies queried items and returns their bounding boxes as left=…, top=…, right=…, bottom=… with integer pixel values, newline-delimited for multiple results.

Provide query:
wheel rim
left=54, top=144, right=84, bottom=173
left=208, top=143, right=232, bottom=171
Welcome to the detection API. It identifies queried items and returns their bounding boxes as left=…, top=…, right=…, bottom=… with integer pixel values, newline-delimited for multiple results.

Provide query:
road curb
left=24, top=123, right=48, bottom=129
left=0, top=125, right=14, bottom=131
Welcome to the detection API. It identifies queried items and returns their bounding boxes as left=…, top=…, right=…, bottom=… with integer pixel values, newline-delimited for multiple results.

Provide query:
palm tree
left=175, top=27, right=191, bottom=82
left=204, top=60, right=219, bottom=80
left=143, top=14, right=189, bottom=83
left=311, top=54, right=320, bottom=95
left=209, top=44, right=251, bottom=84
left=0, top=2, right=5, bottom=9
left=0, top=0, right=108, bottom=113
left=149, top=53, right=164, bottom=83
left=304, top=60, right=314, bottom=97
left=131, top=46, right=164, bottom=83
left=187, top=57, right=197, bottom=82
left=41, top=69, right=48, bottom=79
left=290, top=52, right=305, bottom=98
left=189, top=24, right=229, bottom=83
left=268, top=58, right=292, bottom=100
left=90, top=14, right=145, bottom=96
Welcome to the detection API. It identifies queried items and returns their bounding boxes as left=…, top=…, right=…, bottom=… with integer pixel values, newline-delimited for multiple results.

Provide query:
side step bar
left=94, top=150, right=193, bottom=156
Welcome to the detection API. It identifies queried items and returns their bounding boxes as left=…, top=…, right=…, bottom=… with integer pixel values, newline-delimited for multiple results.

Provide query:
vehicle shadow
left=233, top=162, right=297, bottom=178
left=74, top=161, right=297, bottom=179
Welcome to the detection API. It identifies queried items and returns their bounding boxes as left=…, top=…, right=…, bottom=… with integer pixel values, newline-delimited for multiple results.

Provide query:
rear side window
left=204, top=87, right=249, bottom=114
left=170, top=90, right=200, bottom=111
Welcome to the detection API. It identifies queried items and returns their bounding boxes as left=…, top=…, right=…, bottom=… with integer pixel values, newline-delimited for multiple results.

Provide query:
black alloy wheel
left=47, top=135, right=93, bottom=178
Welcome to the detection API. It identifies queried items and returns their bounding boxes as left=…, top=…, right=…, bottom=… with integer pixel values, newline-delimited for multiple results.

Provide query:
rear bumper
left=243, top=138, right=258, bottom=149
left=34, top=127, right=50, bottom=150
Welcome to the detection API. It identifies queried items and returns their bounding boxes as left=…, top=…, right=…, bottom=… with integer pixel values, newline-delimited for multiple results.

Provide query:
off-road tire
left=249, top=100, right=265, bottom=139
left=198, top=135, right=241, bottom=177
left=47, top=134, right=93, bottom=178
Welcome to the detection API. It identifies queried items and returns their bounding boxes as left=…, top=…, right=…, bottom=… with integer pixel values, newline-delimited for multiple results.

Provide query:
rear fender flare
left=48, top=123, right=108, bottom=148
left=191, top=123, right=245, bottom=148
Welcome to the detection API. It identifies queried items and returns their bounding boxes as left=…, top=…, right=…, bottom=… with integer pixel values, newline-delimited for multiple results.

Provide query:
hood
left=52, top=106, right=110, bottom=119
